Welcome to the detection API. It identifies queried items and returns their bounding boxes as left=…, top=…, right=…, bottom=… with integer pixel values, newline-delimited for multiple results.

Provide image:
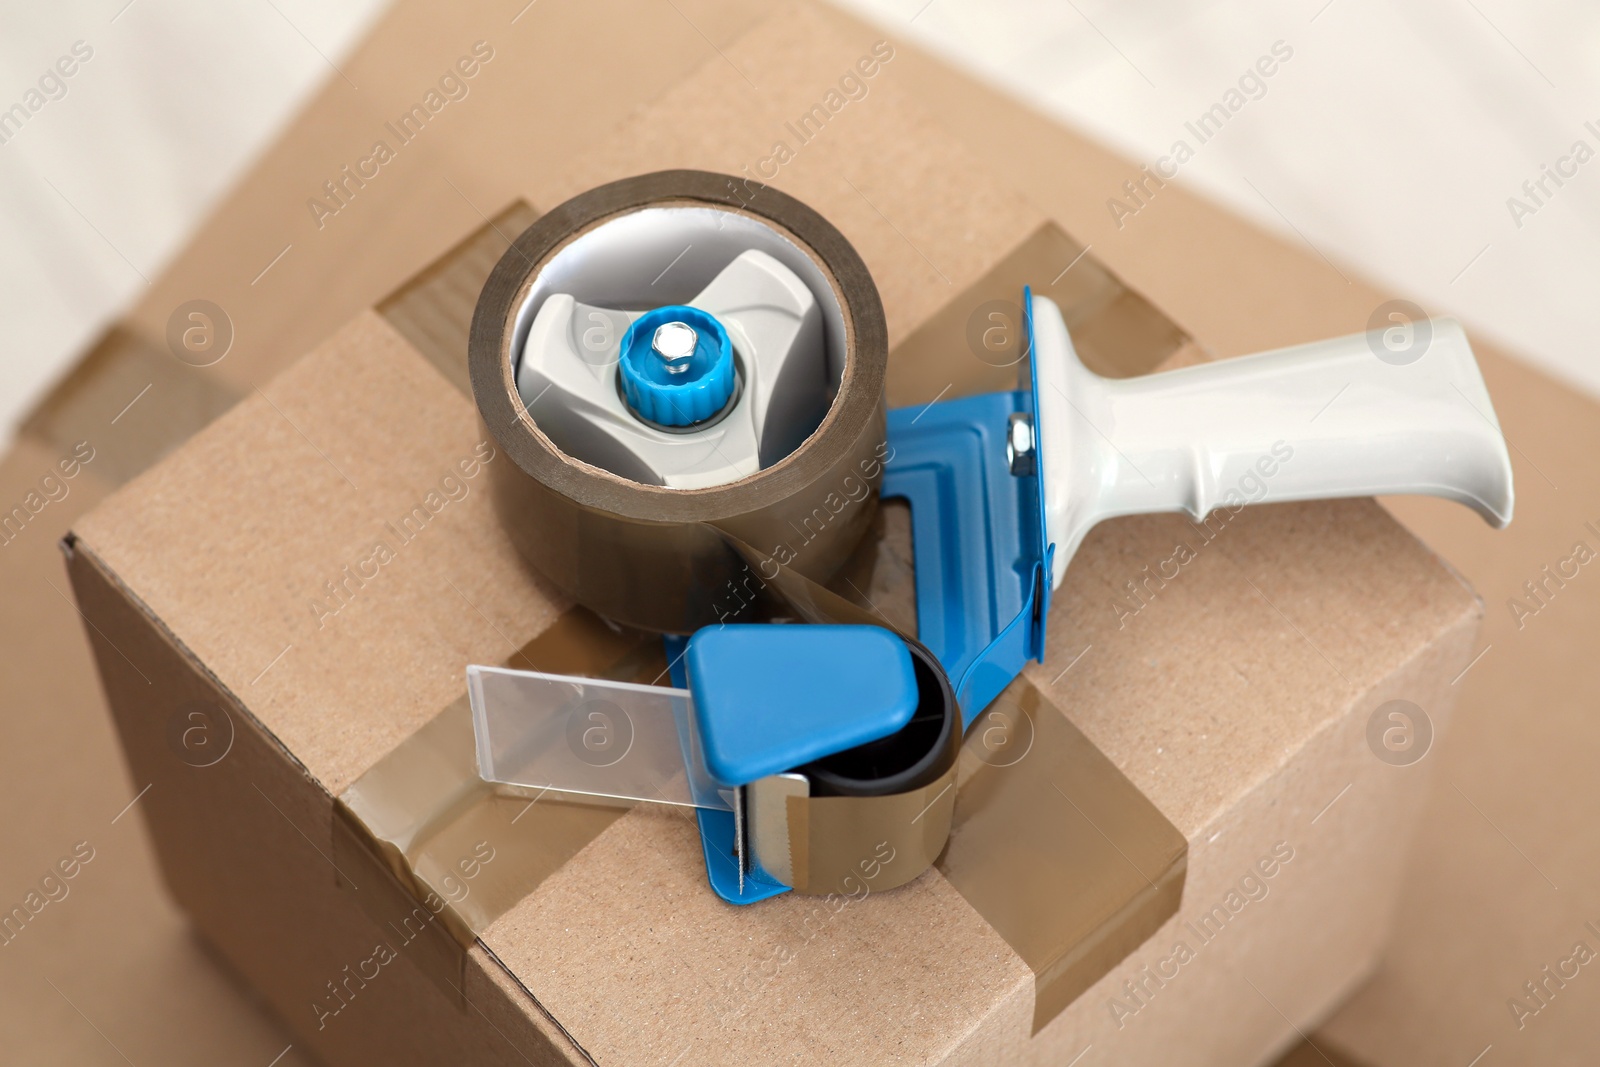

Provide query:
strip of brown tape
left=334, top=606, right=664, bottom=1001
left=20, top=325, right=243, bottom=488
left=342, top=204, right=1187, bottom=1031
left=377, top=201, right=542, bottom=396
left=942, top=678, right=1187, bottom=1034
left=885, top=220, right=1189, bottom=406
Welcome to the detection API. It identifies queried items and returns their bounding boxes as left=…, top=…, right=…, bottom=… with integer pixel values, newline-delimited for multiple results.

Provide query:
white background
left=2, top=0, right=1598, bottom=444
left=0, top=0, right=386, bottom=442
left=836, top=0, right=1600, bottom=395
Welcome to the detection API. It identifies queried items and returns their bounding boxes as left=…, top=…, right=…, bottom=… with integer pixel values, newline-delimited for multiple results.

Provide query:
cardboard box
left=64, top=298, right=1478, bottom=1067
left=59, top=4, right=1488, bottom=1064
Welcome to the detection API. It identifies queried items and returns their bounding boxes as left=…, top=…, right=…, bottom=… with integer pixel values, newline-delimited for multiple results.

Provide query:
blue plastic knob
left=618, top=305, right=736, bottom=426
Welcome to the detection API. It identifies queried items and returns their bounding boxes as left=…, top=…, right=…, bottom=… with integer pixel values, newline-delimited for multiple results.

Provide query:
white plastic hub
left=511, top=207, right=844, bottom=490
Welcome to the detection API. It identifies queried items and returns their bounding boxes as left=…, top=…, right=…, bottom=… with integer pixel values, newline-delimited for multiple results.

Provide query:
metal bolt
left=652, top=321, right=698, bottom=375
left=1007, top=412, right=1035, bottom=476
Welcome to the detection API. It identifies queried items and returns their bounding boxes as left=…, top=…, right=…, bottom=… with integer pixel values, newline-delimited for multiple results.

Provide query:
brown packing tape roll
left=469, top=170, right=889, bottom=636
left=783, top=765, right=957, bottom=897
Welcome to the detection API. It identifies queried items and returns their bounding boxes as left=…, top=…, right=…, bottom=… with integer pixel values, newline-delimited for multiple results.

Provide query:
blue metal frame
left=665, top=634, right=791, bottom=904
left=881, top=288, right=1052, bottom=728
left=679, top=288, right=1057, bottom=903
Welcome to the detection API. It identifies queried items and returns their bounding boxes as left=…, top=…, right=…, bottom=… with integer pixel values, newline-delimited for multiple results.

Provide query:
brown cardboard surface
left=74, top=312, right=559, bottom=796
left=18, top=327, right=241, bottom=487
left=1315, top=355, right=1600, bottom=1067
left=63, top=519, right=579, bottom=1067
left=1276, top=1040, right=1373, bottom=1067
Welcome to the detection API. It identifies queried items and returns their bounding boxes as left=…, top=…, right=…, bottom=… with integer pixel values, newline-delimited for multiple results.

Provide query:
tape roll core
left=803, top=638, right=958, bottom=798
left=471, top=172, right=889, bottom=632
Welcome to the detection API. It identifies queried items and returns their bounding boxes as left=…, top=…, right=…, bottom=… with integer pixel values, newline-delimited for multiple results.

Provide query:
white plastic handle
left=1031, top=296, right=1514, bottom=590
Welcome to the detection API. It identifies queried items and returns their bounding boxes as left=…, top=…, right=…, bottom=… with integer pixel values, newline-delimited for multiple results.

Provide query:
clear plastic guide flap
left=467, top=665, right=732, bottom=811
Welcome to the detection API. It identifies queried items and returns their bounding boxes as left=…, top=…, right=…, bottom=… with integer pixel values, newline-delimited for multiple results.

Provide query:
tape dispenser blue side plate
left=882, top=287, right=1053, bottom=727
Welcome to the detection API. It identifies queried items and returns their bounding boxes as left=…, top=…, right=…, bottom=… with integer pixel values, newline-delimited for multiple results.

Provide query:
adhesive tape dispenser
left=467, top=171, right=1514, bottom=904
